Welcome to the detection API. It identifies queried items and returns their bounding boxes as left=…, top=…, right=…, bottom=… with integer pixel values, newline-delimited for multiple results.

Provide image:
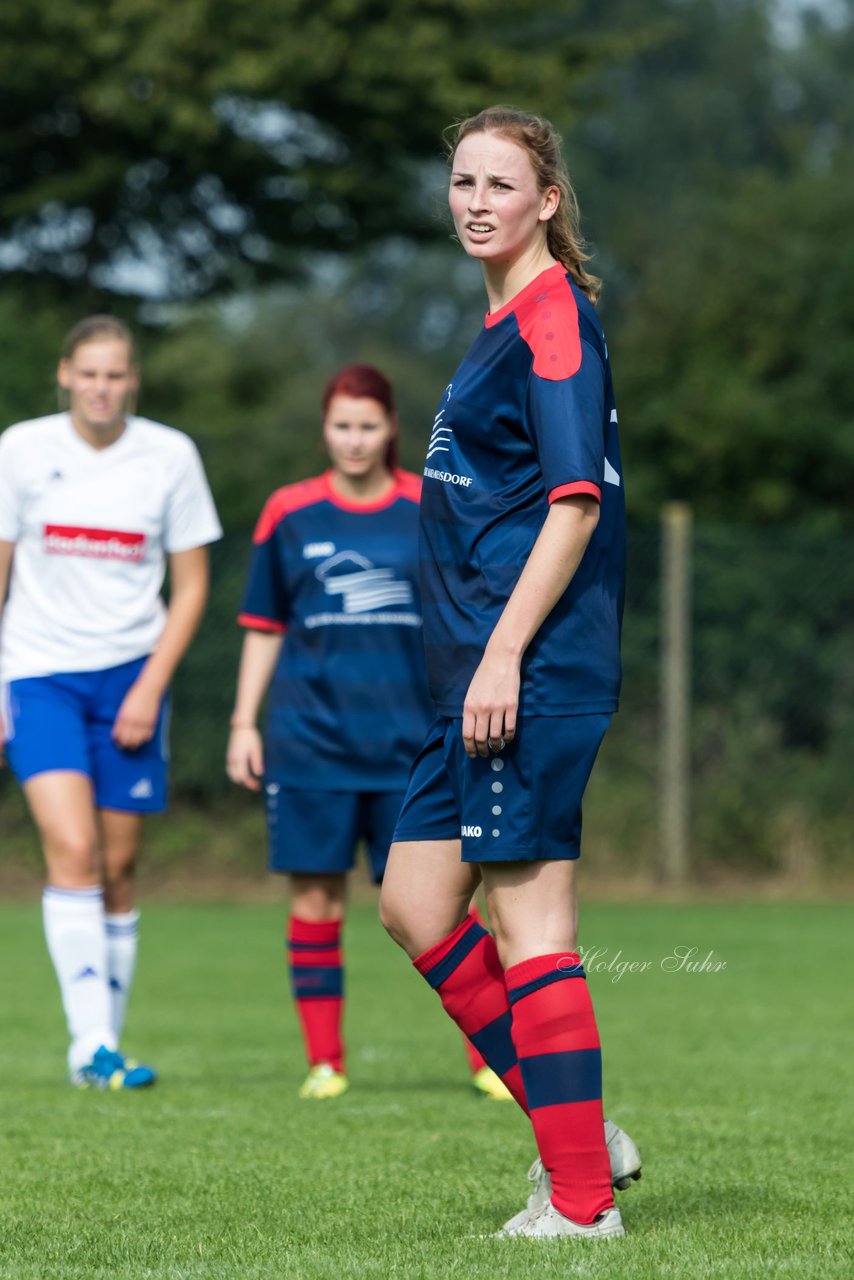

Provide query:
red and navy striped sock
left=414, top=912, right=527, bottom=1109
left=287, top=916, right=344, bottom=1072
left=506, top=952, right=613, bottom=1224
left=461, top=907, right=491, bottom=1075
left=462, top=1035, right=489, bottom=1075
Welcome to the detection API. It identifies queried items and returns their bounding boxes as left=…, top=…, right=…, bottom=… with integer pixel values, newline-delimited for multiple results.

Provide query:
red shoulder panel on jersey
left=395, top=469, right=423, bottom=503
left=237, top=612, right=287, bottom=634
left=252, top=476, right=329, bottom=544
left=515, top=272, right=582, bottom=382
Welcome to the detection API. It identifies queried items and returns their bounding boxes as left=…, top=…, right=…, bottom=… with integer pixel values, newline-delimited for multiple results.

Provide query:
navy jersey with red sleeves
left=419, top=262, right=626, bottom=715
left=239, top=470, right=433, bottom=790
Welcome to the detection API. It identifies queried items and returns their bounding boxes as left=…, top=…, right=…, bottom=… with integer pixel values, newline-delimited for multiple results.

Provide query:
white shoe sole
left=499, top=1121, right=641, bottom=1234
left=497, top=1204, right=624, bottom=1239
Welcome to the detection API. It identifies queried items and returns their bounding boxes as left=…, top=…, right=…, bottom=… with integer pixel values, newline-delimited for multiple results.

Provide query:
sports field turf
left=1, top=896, right=851, bottom=1279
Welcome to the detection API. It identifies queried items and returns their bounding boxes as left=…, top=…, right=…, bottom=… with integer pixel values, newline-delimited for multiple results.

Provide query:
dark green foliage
left=615, top=164, right=854, bottom=527
left=589, top=520, right=854, bottom=873
left=553, top=1, right=854, bottom=529
left=135, top=246, right=484, bottom=527
left=0, top=0, right=624, bottom=296
left=1, top=0, right=852, bottom=531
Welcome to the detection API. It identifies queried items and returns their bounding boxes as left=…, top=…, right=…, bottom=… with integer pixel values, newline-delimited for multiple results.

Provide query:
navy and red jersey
left=239, top=470, right=433, bottom=790
left=419, top=262, right=626, bottom=715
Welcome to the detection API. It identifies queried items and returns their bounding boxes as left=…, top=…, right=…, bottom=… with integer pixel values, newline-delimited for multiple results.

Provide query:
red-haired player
left=227, top=365, right=507, bottom=1100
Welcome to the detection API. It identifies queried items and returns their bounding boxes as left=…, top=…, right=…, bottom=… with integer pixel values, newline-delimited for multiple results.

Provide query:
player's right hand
left=226, top=726, right=265, bottom=791
left=461, top=650, right=520, bottom=759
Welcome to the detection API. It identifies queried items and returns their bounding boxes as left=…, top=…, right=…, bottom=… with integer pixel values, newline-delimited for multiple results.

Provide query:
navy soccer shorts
left=2, top=656, right=169, bottom=813
left=264, top=785, right=406, bottom=882
left=392, top=713, right=611, bottom=862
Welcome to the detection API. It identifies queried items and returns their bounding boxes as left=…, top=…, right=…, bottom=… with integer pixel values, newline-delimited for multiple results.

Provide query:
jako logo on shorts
left=461, top=825, right=482, bottom=838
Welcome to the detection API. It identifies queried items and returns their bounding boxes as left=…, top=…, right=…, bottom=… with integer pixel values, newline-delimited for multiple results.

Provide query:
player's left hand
left=462, top=651, right=520, bottom=759
left=112, top=679, right=162, bottom=750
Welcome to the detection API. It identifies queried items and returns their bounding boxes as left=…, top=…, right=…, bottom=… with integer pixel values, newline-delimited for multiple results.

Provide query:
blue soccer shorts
left=264, top=785, right=406, bottom=883
left=2, top=656, right=169, bottom=814
left=392, top=713, right=611, bottom=862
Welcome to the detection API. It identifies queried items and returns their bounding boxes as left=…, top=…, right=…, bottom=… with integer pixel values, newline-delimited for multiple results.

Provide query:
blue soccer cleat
left=72, top=1045, right=157, bottom=1090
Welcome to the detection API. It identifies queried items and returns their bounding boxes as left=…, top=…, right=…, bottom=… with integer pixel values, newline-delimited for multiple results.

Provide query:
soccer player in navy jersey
left=380, top=107, right=642, bottom=1238
left=226, top=364, right=509, bottom=1100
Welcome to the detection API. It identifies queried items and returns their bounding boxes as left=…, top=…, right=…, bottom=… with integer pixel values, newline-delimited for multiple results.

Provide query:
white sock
left=42, top=886, right=117, bottom=1072
left=105, top=909, right=140, bottom=1040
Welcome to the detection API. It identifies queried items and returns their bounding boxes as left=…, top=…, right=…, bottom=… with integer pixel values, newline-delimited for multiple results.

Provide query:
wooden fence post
left=660, top=502, right=692, bottom=882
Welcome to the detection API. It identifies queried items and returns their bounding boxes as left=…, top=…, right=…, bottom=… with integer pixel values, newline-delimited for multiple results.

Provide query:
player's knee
left=379, top=885, right=425, bottom=958
left=102, top=862, right=135, bottom=909
left=485, top=910, right=512, bottom=966
left=45, top=830, right=99, bottom=883
left=489, top=906, right=579, bottom=970
left=378, top=886, right=405, bottom=946
left=290, top=874, right=345, bottom=922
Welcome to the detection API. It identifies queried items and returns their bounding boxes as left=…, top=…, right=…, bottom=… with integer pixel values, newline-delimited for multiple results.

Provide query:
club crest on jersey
left=426, top=384, right=454, bottom=460
left=423, top=382, right=473, bottom=487
left=315, top=551, right=414, bottom=614
left=302, top=551, right=422, bottom=629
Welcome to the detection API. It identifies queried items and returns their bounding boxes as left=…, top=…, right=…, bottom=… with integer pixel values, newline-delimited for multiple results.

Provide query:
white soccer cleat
left=498, top=1201, right=624, bottom=1239
left=498, top=1120, right=641, bottom=1233
left=498, top=1157, right=553, bottom=1235
left=605, top=1118, right=643, bottom=1190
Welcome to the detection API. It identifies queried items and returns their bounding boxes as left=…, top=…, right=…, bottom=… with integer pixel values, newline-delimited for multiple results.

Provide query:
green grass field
left=1, top=896, right=852, bottom=1279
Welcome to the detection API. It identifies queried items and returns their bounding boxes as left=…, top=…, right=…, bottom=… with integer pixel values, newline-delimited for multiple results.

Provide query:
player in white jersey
left=0, top=315, right=222, bottom=1089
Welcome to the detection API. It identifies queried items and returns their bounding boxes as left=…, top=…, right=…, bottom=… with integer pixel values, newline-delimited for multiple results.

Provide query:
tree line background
left=1, top=0, right=852, bottom=879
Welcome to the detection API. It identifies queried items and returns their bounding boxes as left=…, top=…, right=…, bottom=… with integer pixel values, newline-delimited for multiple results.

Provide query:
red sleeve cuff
left=237, top=613, right=287, bottom=634
left=548, top=481, right=602, bottom=504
